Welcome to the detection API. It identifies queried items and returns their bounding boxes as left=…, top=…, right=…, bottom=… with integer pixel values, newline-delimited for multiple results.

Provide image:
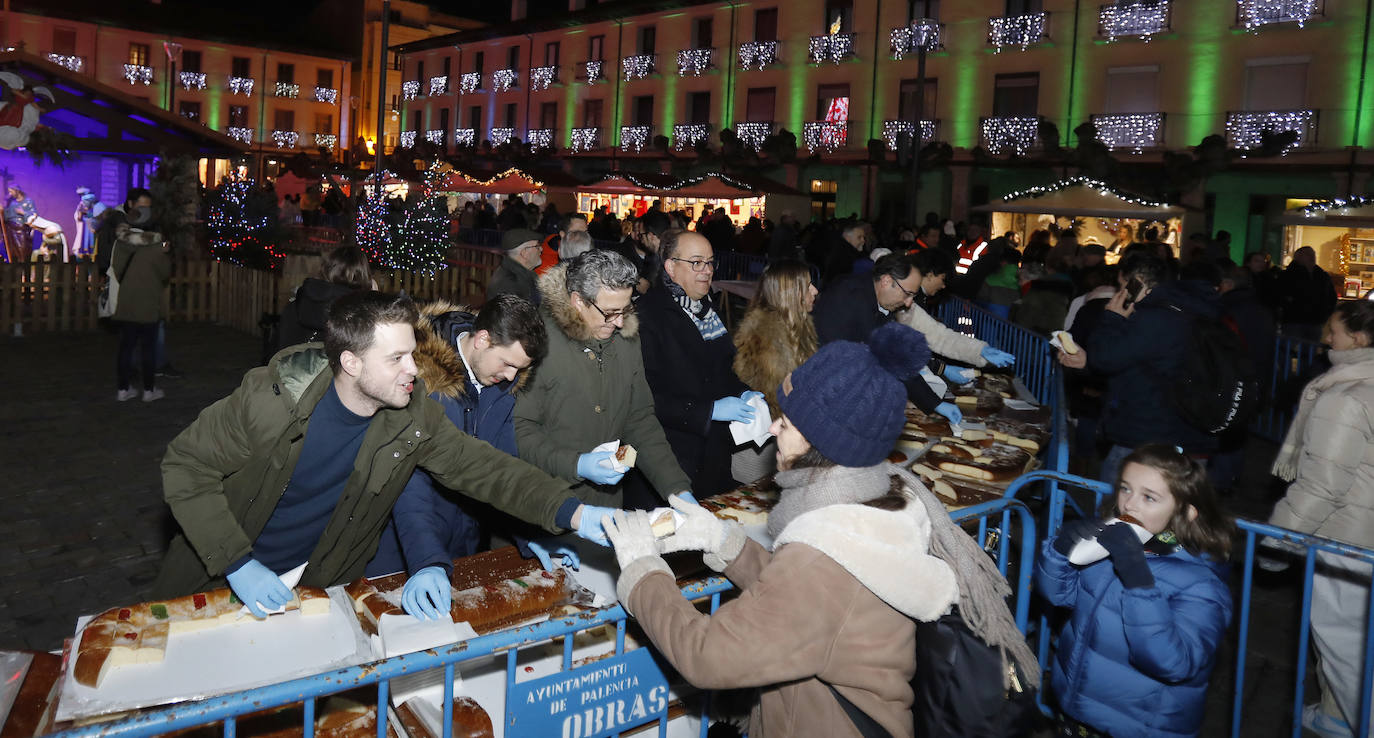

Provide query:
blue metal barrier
left=714, top=252, right=767, bottom=282
left=951, top=496, right=1039, bottom=633
left=1252, top=333, right=1324, bottom=443
left=457, top=227, right=505, bottom=248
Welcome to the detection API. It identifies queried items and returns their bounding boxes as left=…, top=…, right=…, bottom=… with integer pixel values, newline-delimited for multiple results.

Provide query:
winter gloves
left=1098, top=522, right=1156, bottom=589
left=659, top=496, right=746, bottom=572
left=602, top=510, right=674, bottom=613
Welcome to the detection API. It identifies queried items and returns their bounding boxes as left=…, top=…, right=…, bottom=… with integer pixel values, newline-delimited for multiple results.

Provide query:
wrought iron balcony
left=987, top=12, right=1049, bottom=50
left=890, top=21, right=943, bottom=59
left=622, top=54, right=656, bottom=81
left=808, top=33, right=856, bottom=64
left=737, top=41, right=780, bottom=71
left=460, top=73, right=482, bottom=93
left=490, top=127, right=516, bottom=146
left=123, top=64, right=153, bottom=85
left=803, top=121, right=848, bottom=152
left=453, top=128, right=476, bottom=147
left=46, top=53, right=83, bottom=72
left=401, top=80, right=421, bottom=101
left=677, top=48, right=713, bottom=77
left=620, top=125, right=652, bottom=152
left=1224, top=109, right=1317, bottom=152
left=1090, top=112, right=1165, bottom=151
left=314, top=133, right=337, bottom=150
left=274, top=82, right=300, bottom=99
left=492, top=69, right=518, bottom=92
left=228, top=76, right=254, bottom=96
left=272, top=130, right=299, bottom=148
left=179, top=71, right=206, bottom=90
left=532, top=66, right=559, bottom=90
left=226, top=126, right=254, bottom=144
left=571, top=127, right=601, bottom=152
left=428, top=76, right=448, bottom=96
left=528, top=128, right=554, bottom=150
left=979, top=116, right=1041, bottom=155
left=734, top=121, right=773, bottom=151
left=1237, top=0, right=1321, bottom=29
left=882, top=119, right=939, bottom=150
left=1099, top=1, right=1171, bottom=41
left=673, top=123, right=711, bottom=150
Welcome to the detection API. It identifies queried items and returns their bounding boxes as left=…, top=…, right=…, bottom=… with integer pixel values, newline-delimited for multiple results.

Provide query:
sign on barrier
left=506, top=647, right=671, bottom=738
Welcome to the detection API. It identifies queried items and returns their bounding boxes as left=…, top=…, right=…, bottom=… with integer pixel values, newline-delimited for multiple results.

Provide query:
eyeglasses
left=669, top=257, right=717, bottom=273
left=588, top=299, right=636, bottom=322
left=892, top=278, right=920, bottom=300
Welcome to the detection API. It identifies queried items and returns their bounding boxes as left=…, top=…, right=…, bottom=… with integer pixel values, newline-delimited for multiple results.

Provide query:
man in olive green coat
left=154, top=291, right=608, bottom=613
left=515, top=250, right=693, bottom=511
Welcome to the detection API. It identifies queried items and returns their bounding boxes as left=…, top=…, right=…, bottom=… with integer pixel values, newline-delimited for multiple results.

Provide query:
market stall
left=1277, top=196, right=1374, bottom=297
left=575, top=172, right=809, bottom=228
left=973, top=177, right=1189, bottom=262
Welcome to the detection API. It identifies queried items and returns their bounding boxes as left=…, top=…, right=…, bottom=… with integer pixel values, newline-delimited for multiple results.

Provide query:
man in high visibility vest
left=955, top=223, right=987, bottom=275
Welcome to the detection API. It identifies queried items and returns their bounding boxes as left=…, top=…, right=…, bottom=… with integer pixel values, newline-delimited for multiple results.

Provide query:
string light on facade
left=980, top=116, right=1040, bottom=155
left=677, top=48, right=713, bottom=76
left=620, top=125, right=652, bottom=152
left=460, top=72, right=481, bottom=93
left=584, top=60, right=604, bottom=83
left=400, top=130, right=417, bottom=148
left=1300, top=196, right=1374, bottom=215
left=228, top=76, right=254, bottom=96
left=46, top=53, right=83, bottom=72
left=227, top=126, right=253, bottom=144
left=427, top=76, right=448, bottom=96
left=401, top=80, right=421, bottom=101
left=490, top=127, right=516, bottom=146
left=531, top=65, right=558, bottom=90
left=987, top=11, right=1049, bottom=50
left=735, top=121, right=772, bottom=151
left=272, top=130, right=299, bottom=148
left=890, top=21, right=941, bottom=60
left=882, top=119, right=937, bottom=150
left=1090, top=113, right=1164, bottom=151
left=571, top=127, right=601, bottom=152
left=808, top=33, right=856, bottom=64
left=179, top=71, right=206, bottom=90
left=622, top=54, right=656, bottom=80
left=803, top=121, right=847, bottom=151
left=738, top=41, right=780, bottom=70
left=453, top=128, right=476, bottom=147
left=1238, top=0, right=1319, bottom=30
left=124, top=64, right=152, bottom=85
left=425, top=129, right=445, bottom=146
left=673, top=123, right=711, bottom=150
left=314, top=133, right=337, bottom=150
left=1225, top=109, right=1315, bottom=152
left=314, top=86, right=338, bottom=104
left=528, top=128, right=554, bottom=150
left=617, top=170, right=758, bottom=193
left=493, top=68, right=518, bottom=92
left=1098, top=1, right=1170, bottom=41
left=997, top=176, right=1173, bottom=209
left=275, top=82, right=299, bottom=99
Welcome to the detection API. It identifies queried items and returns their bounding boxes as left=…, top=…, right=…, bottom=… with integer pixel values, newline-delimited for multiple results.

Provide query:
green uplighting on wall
left=564, top=82, right=579, bottom=148
left=662, top=74, right=678, bottom=137
left=788, top=63, right=806, bottom=136
left=1183, top=2, right=1226, bottom=145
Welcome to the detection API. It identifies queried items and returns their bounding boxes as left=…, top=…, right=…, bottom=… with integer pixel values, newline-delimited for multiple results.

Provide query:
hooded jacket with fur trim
left=625, top=497, right=956, bottom=738
left=514, top=263, right=692, bottom=504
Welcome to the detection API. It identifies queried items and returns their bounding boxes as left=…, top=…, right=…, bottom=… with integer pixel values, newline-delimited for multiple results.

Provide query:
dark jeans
left=117, top=321, right=158, bottom=391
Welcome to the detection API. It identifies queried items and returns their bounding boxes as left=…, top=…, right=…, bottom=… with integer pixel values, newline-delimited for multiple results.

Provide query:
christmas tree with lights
left=359, top=166, right=450, bottom=275
left=355, top=192, right=392, bottom=264
left=206, top=176, right=283, bottom=270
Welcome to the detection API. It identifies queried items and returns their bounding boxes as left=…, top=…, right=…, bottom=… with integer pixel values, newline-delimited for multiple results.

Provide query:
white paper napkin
left=236, top=561, right=308, bottom=618
left=920, top=367, right=949, bottom=400
left=729, top=394, right=773, bottom=448
left=379, top=613, right=478, bottom=706
left=591, top=439, right=631, bottom=472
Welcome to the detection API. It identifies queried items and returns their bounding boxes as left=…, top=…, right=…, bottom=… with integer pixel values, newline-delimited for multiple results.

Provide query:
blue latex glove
left=672, top=491, right=698, bottom=506
left=711, top=395, right=756, bottom=423
left=528, top=539, right=581, bottom=571
left=741, top=390, right=765, bottom=403
left=943, top=366, right=976, bottom=385
left=577, top=450, right=627, bottom=486
left=573, top=504, right=616, bottom=546
left=225, top=559, right=293, bottom=619
left=980, top=346, right=1015, bottom=367
left=401, top=565, right=451, bottom=620
left=934, top=402, right=963, bottom=426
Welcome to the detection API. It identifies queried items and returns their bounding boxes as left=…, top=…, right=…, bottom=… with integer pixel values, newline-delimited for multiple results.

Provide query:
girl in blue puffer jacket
left=1037, top=444, right=1235, bottom=738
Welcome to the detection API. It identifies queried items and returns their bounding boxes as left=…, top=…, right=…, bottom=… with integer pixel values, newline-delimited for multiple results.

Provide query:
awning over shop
left=972, top=177, right=1186, bottom=220
left=580, top=171, right=804, bottom=199
left=435, top=167, right=547, bottom=195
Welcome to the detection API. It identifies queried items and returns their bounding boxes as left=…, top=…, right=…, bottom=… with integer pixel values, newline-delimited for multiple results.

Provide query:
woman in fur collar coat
left=602, top=322, right=1039, bottom=738
left=732, top=259, right=819, bottom=418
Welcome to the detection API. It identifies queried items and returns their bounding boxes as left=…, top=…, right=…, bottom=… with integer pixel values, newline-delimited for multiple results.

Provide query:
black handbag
left=912, top=608, right=1040, bottom=738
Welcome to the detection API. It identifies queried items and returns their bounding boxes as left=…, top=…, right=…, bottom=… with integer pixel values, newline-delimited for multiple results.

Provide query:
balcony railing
left=620, top=125, right=652, bottom=152
left=1090, top=112, right=1165, bottom=151
left=677, top=48, right=713, bottom=77
left=808, top=33, right=856, bottom=64
left=400, top=130, right=417, bottom=148
left=46, top=53, right=83, bottom=72
left=571, top=127, right=601, bottom=152
left=532, top=65, right=559, bottom=90
left=882, top=119, right=939, bottom=150
left=584, top=60, right=605, bottom=83
left=622, top=54, right=656, bottom=80
left=401, top=80, right=421, bottom=101
left=272, top=130, right=299, bottom=148
left=274, top=81, right=300, bottom=99
left=315, top=87, right=338, bottom=104
left=1237, top=0, right=1321, bottom=29
left=428, top=76, right=448, bottom=96
left=179, top=71, right=206, bottom=90
left=980, top=116, right=1041, bottom=155
left=460, top=72, right=482, bottom=93
left=228, top=76, right=254, bottom=96
left=453, top=128, right=476, bottom=147
left=492, top=68, right=518, bottom=92
left=890, top=21, right=943, bottom=59
left=673, top=123, right=711, bottom=150
left=988, top=12, right=1049, bottom=50
left=528, top=128, right=554, bottom=150
left=425, top=129, right=445, bottom=146
left=1225, top=109, right=1317, bottom=152
left=226, top=126, right=254, bottom=144
left=490, top=127, right=516, bottom=146
left=738, top=41, right=780, bottom=71
left=314, top=133, right=337, bottom=150
left=735, top=121, right=773, bottom=151
left=1099, top=1, right=1171, bottom=41
left=803, top=121, right=848, bottom=152
left=123, top=64, right=153, bottom=85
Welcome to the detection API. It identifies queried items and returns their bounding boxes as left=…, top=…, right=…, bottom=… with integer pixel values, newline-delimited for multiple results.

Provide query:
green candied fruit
left=229, top=592, right=240, bottom=604
left=150, top=603, right=169, bottom=620
left=511, top=578, right=529, bottom=589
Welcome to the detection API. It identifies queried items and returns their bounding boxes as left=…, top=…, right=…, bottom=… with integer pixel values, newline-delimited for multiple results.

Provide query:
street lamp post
left=905, top=19, right=935, bottom=222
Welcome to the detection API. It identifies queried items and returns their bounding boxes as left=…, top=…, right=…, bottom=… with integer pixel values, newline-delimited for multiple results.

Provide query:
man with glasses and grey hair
left=516, top=249, right=696, bottom=518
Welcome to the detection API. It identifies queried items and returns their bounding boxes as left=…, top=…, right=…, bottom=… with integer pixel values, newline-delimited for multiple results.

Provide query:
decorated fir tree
left=384, top=194, right=450, bottom=275
left=354, top=193, right=392, bottom=264
left=206, top=177, right=282, bottom=270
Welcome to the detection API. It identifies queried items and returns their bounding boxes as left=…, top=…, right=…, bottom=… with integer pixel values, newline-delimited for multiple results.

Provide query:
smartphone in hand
left=1122, top=278, right=1144, bottom=308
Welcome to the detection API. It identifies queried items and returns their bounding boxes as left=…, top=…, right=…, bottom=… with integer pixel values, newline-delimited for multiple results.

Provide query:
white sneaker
left=142, top=388, right=165, bottom=403
left=116, top=388, right=138, bottom=402
left=1303, top=703, right=1354, bottom=738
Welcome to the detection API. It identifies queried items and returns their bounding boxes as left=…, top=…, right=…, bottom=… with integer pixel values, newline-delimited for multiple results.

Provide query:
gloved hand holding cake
left=1065, top=514, right=1154, bottom=565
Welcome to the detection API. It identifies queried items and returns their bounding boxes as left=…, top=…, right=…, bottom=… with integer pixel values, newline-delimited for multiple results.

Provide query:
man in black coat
left=1279, top=246, right=1337, bottom=341
left=636, top=230, right=756, bottom=501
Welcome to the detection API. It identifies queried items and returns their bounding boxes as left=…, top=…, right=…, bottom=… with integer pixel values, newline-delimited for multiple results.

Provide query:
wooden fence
left=0, top=244, right=504, bottom=336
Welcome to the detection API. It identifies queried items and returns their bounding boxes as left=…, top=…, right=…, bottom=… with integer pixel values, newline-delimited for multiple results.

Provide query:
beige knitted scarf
left=1272, top=347, right=1374, bottom=482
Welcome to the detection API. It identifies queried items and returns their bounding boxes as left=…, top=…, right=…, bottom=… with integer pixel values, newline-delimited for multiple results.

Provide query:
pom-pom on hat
left=776, top=321, right=931, bottom=467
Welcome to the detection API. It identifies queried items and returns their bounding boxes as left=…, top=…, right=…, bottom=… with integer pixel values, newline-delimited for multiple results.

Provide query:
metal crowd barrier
left=1023, top=469, right=1374, bottom=738
left=1251, top=333, right=1324, bottom=443
left=52, top=498, right=1039, bottom=738
left=456, top=227, right=504, bottom=248
left=714, top=252, right=767, bottom=282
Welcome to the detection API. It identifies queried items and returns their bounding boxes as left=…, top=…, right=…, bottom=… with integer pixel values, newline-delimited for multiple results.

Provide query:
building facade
left=394, top=0, right=1374, bottom=260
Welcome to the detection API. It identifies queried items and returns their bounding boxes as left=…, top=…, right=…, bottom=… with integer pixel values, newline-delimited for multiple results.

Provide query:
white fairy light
left=275, top=82, right=299, bottom=99
left=425, top=129, right=445, bottom=145
left=272, top=130, right=299, bottom=148
left=622, top=54, right=656, bottom=81
left=314, top=133, right=337, bottom=150
left=980, top=116, right=1040, bottom=155
left=229, top=76, right=254, bottom=96
left=890, top=20, right=941, bottom=60
left=532, top=65, right=558, bottom=90
left=620, top=125, right=652, bottom=152
left=314, top=86, right=338, bottom=104
left=493, top=68, right=518, bottom=92
left=227, top=126, right=254, bottom=144
left=428, top=76, right=448, bottom=96
left=1224, top=109, right=1315, bottom=153
left=673, top=123, right=711, bottom=150
left=808, top=33, right=855, bottom=64
left=1090, top=113, right=1164, bottom=152
left=677, top=48, right=713, bottom=77
left=179, top=71, right=206, bottom=90
left=584, top=60, right=604, bottom=83
left=490, top=127, right=516, bottom=146
left=1301, top=196, right=1374, bottom=215
left=46, top=53, right=83, bottom=72
left=738, top=41, right=780, bottom=70
left=997, top=176, right=1172, bottom=208
left=987, top=11, right=1049, bottom=50
left=124, top=64, right=152, bottom=85
left=460, top=72, right=482, bottom=93
left=400, top=130, right=417, bottom=148
left=401, top=80, right=421, bottom=101
left=734, top=121, right=772, bottom=151
left=1098, top=1, right=1170, bottom=41
left=453, top=128, right=476, bottom=147
left=882, top=119, right=937, bottom=150
left=803, top=121, right=847, bottom=151
left=528, top=128, right=554, bottom=150
left=1238, top=0, right=1319, bottom=30
left=571, top=127, right=601, bottom=152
